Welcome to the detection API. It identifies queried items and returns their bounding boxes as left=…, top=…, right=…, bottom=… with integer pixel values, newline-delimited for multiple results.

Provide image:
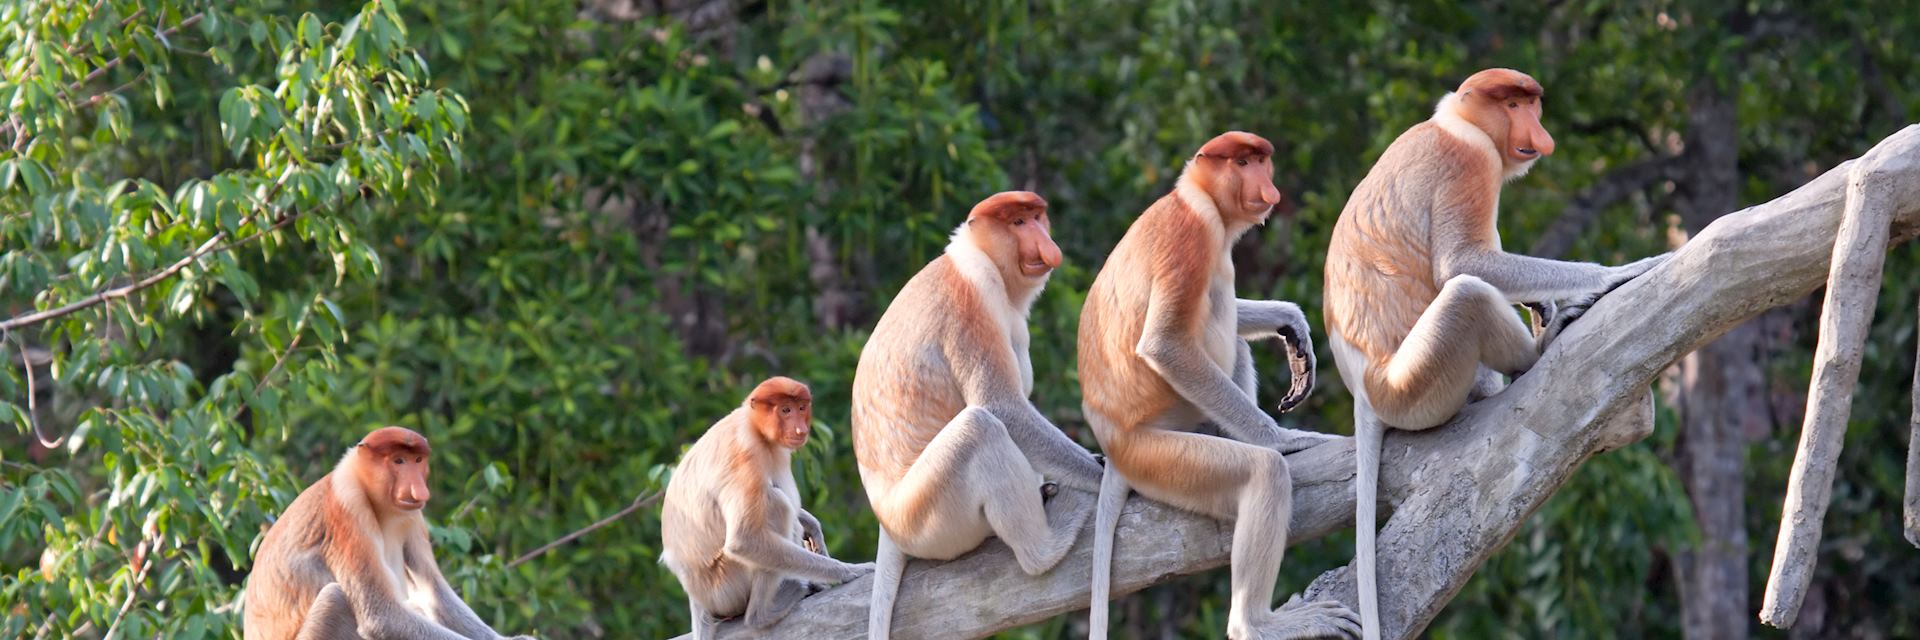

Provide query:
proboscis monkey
left=1080, top=131, right=1359, bottom=640
left=660, top=377, right=871, bottom=639
left=1324, top=68, right=1668, bottom=639
left=853, top=190, right=1104, bottom=640
left=243, top=427, right=535, bottom=640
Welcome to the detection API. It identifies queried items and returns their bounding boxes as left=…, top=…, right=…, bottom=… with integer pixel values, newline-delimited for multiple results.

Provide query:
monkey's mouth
left=1020, top=260, right=1052, bottom=276
left=395, top=497, right=425, bottom=511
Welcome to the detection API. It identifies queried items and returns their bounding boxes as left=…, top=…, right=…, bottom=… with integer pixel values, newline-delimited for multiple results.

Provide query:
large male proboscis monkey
left=660, top=376, right=872, bottom=639
left=243, top=427, right=536, bottom=640
left=853, top=190, right=1105, bottom=640
left=1080, top=131, right=1359, bottom=640
left=1324, top=69, right=1668, bottom=639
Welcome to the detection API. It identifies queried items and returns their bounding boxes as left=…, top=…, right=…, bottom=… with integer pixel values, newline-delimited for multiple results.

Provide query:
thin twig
left=0, top=13, right=204, bottom=145
left=4, top=330, right=60, bottom=448
left=1, top=184, right=299, bottom=333
left=507, top=491, right=661, bottom=568
left=99, top=539, right=153, bottom=640
left=229, top=330, right=303, bottom=422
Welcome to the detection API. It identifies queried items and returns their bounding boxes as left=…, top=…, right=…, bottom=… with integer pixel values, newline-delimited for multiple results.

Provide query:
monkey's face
left=1004, top=209, right=1062, bottom=278
left=1492, top=94, right=1552, bottom=174
left=354, top=427, right=433, bottom=514
left=967, top=191, right=1062, bottom=281
left=384, top=452, right=432, bottom=512
left=1214, top=153, right=1281, bottom=222
left=1456, top=69, right=1554, bottom=175
left=1193, top=132, right=1282, bottom=223
left=752, top=395, right=813, bottom=450
left=749, top=377, right=815, bottom=450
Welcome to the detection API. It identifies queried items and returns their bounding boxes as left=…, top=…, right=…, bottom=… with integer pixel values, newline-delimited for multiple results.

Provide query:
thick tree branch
left=685, top=125, right=1920, bottom=640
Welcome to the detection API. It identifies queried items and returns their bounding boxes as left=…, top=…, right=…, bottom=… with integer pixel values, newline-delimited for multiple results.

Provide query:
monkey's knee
left=296, top=584, right=360, bottom=640
left=1245, top=448, right=1292, bottom=505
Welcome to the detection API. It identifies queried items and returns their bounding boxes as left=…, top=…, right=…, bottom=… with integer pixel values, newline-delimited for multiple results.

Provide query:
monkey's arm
left=1234, top=299, right=1321, bottom=415
left=1137, top=288, right=1283, bottom=450
left=333, top=539, right=472, bottom=640
left=952, top=334, right=1104, bottom=492
left=404, top=534, right=525, bottom=640
left=1437, top=249, right=1658, bottom=303
left=722, top=491, right=868, bottom=584
left=1431, top=191, right=1667, bottom=303
left=1234, top=299, right=1309, bottom=340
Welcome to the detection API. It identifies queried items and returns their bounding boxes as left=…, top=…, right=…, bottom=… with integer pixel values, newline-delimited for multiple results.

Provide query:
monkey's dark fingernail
left=1041, top=481, right=1059, bottom=500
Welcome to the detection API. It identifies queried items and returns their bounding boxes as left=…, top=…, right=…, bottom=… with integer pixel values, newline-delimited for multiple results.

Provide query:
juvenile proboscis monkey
left=1080, top=131, right=1359, bottom=640
left=1324, top=69, right=1667, bottom=639
left=243, top=427, right=535, bottom=640
left=660, top=376, right=872, bottom=639
left=852, top=190, right=1105, bottom=640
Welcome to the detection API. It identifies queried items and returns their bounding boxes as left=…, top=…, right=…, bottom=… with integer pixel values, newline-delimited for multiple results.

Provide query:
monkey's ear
left=967, top=191, right=1048, bottom=223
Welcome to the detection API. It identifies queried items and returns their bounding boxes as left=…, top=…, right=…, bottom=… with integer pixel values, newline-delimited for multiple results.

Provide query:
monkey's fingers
left=1522, top=301, right=1556, bottom=338
left=1277, top=326, right=1317, bottom=413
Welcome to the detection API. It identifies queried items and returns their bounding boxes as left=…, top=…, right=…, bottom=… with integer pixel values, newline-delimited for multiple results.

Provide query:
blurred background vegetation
left=3, top=0, right=1916, bottom=638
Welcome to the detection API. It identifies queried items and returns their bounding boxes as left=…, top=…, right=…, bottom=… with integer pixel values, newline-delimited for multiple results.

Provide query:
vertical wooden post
left=1905, top=297, right=1920, bottom=549
left=1758, top=161, right=1897, bottom=628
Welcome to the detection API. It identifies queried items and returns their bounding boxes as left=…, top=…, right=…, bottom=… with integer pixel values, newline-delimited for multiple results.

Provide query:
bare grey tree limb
left=1907, top=297, right=1920, bottom=550
left=1759, top=129, right=1920, bottom=627
left=678, top=124, right=1920, bottom=640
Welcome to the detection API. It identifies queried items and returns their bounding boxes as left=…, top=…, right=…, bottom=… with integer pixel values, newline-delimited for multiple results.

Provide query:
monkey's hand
left=1275, top=323, right=1317, bottom=413
left=1271, top=428, right=1343, bottom=455
left=1540, top=252, right=1670, bottom=352
left=799, top=512, right=828, bottom=557
left=834, top=561, right=876, bottom=584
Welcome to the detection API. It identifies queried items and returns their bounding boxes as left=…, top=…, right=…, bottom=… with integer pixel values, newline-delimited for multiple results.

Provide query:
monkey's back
left=243, top=473, right=342, bottom=640
left=659, top=412, right=761, bottom=616
left=850, top=256, right=973, bottom=496
left=1078, top=196, right=1216, bottom=442
left=1325, top=122, right=1467, bottom=369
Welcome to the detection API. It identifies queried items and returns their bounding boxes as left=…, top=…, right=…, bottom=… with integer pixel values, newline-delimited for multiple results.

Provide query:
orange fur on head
left=351, top=426, right=432, bottom=514
left=1189, top=131, right=1282, bottom=224
left=747, top=376, right=813, bottom=450
left=966, top=190, right=1062, bottom=279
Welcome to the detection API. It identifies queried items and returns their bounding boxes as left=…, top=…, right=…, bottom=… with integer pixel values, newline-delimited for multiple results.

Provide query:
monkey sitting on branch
left=1079, top=131, right=1358, bottom=640
left=244, top=427, right=538, bottom=640
left=1323, top=68, right=1667, bottom=640
left=852, top=190, right=1107, bottom=640
left=660, top=377, right=873, bottom=639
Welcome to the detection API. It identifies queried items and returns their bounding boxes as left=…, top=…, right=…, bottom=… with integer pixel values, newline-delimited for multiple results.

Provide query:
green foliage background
left=3, top=1, right=1916, bottom=638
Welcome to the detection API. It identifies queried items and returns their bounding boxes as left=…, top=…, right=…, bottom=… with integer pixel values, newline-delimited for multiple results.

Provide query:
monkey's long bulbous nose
left=1531, top=129, right=1555, bottom=157
left=401, top=483, right=430, bottom=508
left=1260, top=183, right=1281, bottom=206
left=1039, top=240, right=1062, bottom=269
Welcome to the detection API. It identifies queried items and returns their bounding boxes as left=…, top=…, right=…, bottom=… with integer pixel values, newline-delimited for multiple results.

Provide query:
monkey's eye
left=1235, top=158, right=1248, bottom=167
left=781, top=407, right=793, bottom=415
left=393, top=458, right=405, bottom=465
left=1013, top=217, right=1026, bottom=226
left=1508, top=102, right=1518, bottom=108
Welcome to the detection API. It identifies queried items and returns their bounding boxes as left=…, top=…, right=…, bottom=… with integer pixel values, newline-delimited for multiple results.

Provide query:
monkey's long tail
left=868, top=529, right=906, bottom=640
left=1357, top=419, right=1384, bottom=640
left=1089, top=463, right=1130, bottom=640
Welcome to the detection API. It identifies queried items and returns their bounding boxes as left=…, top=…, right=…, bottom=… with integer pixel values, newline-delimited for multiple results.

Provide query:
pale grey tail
left=868, top=529, right=906, bottom=640
left=1089, top=463, right=1129, bottom=640
left=1357, top=419, right=1384, bottom=640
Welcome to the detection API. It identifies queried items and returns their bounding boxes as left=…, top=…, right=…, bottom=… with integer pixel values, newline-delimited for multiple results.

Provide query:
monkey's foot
left=1239, top=595, right=1362, bottom=640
